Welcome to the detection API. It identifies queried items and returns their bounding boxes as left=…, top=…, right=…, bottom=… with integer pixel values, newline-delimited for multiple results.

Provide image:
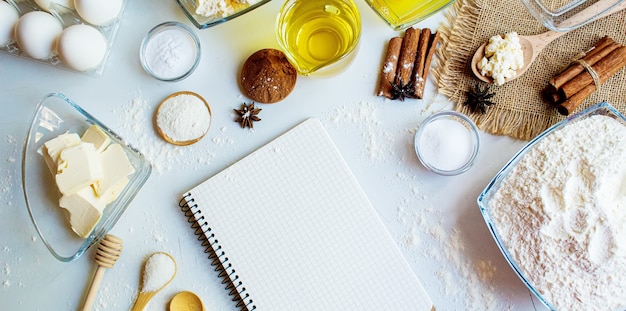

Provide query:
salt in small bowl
left=414, top=111, right=480, bottom=176
left=140, top=21, right=201, bottom=82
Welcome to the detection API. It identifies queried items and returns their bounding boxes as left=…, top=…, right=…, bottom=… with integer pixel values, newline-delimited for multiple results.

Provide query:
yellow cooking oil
left=365, top=0, right=455, bottom=30
left=276, top=0, right=361, bottom=75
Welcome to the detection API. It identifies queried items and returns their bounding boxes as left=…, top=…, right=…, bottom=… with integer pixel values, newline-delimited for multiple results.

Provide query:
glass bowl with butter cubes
left=22, top=93, right=151, bottom=262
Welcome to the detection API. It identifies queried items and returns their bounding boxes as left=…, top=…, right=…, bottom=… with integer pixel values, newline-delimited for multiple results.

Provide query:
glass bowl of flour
left=175, top=0, right=271, bottom=29
left=477, top=102, right=626, bottom=311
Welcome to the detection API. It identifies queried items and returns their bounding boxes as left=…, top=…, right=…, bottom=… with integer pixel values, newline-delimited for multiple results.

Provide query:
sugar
left=417, top=118, right=472, bottom=171
left=142, top=253, right=176, bottom=292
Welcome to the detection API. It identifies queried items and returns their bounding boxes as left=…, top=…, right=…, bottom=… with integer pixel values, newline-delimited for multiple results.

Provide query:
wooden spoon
left=471, top=0, right=626, bottom=84
left=81, top=234, right=124, bottom=311
left=131, top=252, right=177, bottom=311
left=169, top=291, right=205, bottom=311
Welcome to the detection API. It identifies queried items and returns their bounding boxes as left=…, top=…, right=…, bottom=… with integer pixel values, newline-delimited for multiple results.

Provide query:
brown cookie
left=240, top=49, right=297, bottom=104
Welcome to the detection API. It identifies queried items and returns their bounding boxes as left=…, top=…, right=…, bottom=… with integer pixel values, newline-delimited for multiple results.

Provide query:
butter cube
left=59, top=186, right=104, bottom=238
left=101, top=177, right=129, bottom=204
left=56, top=142, right=104, bottom=195
left=94, top=144, right=135, bottom=203
left=81, top=125, right=111, bottom=153
left=42, top=133, right=81, bottom=174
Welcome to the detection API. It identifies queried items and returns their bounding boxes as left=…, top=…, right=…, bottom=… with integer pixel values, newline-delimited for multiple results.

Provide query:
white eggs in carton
left=0, top=1, right=19, bottom=46
left=0, top=0, right=126, bottom=76
left=14, top=11, right=62, bottom=60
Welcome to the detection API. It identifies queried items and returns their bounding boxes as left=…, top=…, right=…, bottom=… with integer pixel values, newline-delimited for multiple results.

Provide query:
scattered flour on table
left=326, top=100, right=511, bottom=309
left=1, top=135, right=18, bottom=210
left=490, top=115, right=626, bottom=311
left=395, top=175, right=506, bottom=310
left=325, top=100, right=393, bottom=161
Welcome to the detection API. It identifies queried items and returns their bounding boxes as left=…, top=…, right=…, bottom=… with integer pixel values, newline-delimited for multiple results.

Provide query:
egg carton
left=0, top=0, right=126, bottom=77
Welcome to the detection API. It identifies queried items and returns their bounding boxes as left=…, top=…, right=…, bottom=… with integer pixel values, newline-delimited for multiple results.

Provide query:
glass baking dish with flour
left=0, top=0, right=125, bottom=77
left=520, top=0, right=625, bottom=31
left=477, top=102, right=626, bottom=310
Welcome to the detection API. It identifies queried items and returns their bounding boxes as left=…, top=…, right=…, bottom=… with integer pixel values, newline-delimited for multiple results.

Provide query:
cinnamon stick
left=556, top=84, right=596, bottom=115
left=413, top=30, right=440, bottom=99
left=549, top=37, right=620, bottom=91
left=559, top=45, right=626, bottom=99
left=394, top=27, right=420, bottom=88
left=377, top=37, right=403, bottom=98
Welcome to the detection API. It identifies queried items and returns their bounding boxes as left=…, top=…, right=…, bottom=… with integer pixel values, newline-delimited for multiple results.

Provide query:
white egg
left=74, top=0, right=123, bottom=26
left=57, top=24, right=107, bottom=71
left=14, top=11, right=63, bottom=60
left=34, top=0, right=74, bottom=12
left=0, top=1, right=19, bottom=46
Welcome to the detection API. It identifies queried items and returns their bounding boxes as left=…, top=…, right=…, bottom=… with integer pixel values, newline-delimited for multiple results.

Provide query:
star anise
left=390, top=81, right=416, bottom=101
left=464, top=83, right=495, bottom=114
left=234, top=102, right=261, bottom=128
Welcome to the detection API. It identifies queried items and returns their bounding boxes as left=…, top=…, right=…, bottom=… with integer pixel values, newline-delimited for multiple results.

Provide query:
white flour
left=490, top=114, right=626, bottom=311
left=156, top=93, right=211, bottom=143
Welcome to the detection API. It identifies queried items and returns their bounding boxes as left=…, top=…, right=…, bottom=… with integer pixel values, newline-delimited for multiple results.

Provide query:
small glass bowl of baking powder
left=140, top=21, right=201, bottom=82
left=414, top=111, right=480, bottom=176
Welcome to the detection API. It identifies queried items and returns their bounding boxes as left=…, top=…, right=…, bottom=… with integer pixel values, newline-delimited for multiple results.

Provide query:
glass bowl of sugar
left=414, top=111, right=480, bottom=175
left=140, top=21, right=201, bottom=82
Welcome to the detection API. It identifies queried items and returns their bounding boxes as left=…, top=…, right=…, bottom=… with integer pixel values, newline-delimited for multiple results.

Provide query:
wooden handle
left=81, top=234, right=123, bottom=311
left=81, top=267, right=106, bottom=311
left=531, top=0, right=626, bottom=57
left=559, top=0, right=626, bottom=29
left=130, top=292, right=156, bottom=311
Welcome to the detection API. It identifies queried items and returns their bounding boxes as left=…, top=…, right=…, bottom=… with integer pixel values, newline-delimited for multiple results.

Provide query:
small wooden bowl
left=154, top=91, right=212, bottom=146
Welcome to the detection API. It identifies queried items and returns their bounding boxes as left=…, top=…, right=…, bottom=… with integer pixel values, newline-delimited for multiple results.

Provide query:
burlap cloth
left=433, top=0, right=626, bottom=140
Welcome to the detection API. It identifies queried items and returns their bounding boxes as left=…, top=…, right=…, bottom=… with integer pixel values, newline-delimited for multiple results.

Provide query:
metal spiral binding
left=179, top=193, right=256, bottom=310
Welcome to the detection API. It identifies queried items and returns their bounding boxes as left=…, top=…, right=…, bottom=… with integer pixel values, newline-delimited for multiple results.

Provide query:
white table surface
left=0, top=0, right=547, bottom=310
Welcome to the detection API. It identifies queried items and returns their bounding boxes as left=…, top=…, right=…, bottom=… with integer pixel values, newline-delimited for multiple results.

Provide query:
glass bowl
left=520, top=0, right=625, bottom=31
left=364, top=0, right=456, bottom=30
left=414, top=111, right=480, bottom=176
left=477, top=102, right=626, bottom=310
left=140, top=21, right=201, bottom=82
left=175, top=0, right=272, bottom=29
left=22, top=93, right=151, bottom=262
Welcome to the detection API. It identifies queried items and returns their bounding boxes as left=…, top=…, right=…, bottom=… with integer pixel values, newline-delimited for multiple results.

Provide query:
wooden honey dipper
left=81, top=234, right=124, bottom=311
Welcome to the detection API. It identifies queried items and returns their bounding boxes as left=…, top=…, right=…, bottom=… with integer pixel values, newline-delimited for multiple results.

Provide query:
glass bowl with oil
left=276, top=0, right=361, bottom=76
left=365, top=0, right=456, bottom=30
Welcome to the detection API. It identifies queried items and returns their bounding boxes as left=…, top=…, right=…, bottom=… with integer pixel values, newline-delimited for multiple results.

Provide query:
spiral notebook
left=179, top=119, right=434, bottom=310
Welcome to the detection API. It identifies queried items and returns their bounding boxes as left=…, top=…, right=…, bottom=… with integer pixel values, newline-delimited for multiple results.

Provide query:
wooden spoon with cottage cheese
left=471, top=0, right=626, bottom=85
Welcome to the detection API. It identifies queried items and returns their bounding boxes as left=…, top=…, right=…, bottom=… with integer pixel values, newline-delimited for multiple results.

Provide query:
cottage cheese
left=477, top=32, right=524, bottom=85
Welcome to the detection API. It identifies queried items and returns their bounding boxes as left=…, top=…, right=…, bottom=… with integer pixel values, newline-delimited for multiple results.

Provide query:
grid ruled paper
left=184, top=119, right=434, bottom=310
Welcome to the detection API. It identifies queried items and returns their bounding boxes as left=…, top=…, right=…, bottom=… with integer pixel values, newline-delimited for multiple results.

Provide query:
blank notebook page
left=184, top=118, right=433, bottom=310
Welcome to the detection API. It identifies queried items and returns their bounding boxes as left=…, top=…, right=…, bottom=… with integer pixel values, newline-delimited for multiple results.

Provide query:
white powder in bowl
left=142, top=253, right=176, bottom=292
left=418, top=118, right=473, bottom=171
left=144, top=26, right=198, bottom=81
left=155, top=92, right=211, bottom=145
left=490, top=114, right=626, bottom=311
